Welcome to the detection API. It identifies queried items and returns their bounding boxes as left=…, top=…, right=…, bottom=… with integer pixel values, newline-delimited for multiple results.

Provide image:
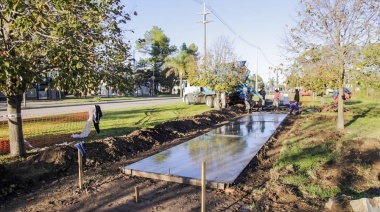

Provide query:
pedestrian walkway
left=124, top=113, right=287, bottom=189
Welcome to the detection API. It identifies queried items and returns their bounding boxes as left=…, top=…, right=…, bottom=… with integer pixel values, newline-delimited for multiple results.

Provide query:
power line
left=192, top=0, right=275, bottom=67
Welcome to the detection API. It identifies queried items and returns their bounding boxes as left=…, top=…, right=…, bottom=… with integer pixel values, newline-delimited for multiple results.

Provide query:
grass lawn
left=92, top=103, right=212, bottom=139
left=0, top=103, right=213, bottom=154
left=274, top=95, right=380, bottom=199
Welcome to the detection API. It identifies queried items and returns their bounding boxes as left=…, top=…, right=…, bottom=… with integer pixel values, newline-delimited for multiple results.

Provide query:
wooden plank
left=124, top=169, right=226, bottom=190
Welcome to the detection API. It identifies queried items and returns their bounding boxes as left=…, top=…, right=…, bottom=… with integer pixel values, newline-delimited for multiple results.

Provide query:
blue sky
left=122, top=0, right=299, bottom=83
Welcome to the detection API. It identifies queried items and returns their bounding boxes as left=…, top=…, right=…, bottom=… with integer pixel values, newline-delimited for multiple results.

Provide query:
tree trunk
left=321, top=95, right=324, bottom=105
left=23, top=92, right=26, bottom=108
left=214, top=93, right=221, bottom=110
left=337, top=86, right=345, bottom=130
left=367, top=87, right=369, bottom=98
left=221, top=92, right=226, bottom=108
left=7, top=94, right=26, bottom=157
left=179, top=75, right=183, bottom=98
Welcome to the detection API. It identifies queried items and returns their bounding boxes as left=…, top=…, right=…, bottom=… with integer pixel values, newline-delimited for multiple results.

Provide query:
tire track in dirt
left=133, top=108, right=184, bottom=126
left=133, top=110, right=153, bottom=125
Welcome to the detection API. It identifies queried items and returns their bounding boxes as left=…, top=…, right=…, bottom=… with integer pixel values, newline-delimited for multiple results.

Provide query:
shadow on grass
left=344, top=104, right=380, bottom=127
left=344, top=100, right=362, bottom=105
left=344, top=108, right=373, bottom=128
left=340, top=187, right=380, bottom=199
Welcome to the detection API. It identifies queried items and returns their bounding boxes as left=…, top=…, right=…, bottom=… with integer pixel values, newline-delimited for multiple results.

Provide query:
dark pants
left=93, top=121, right=100, bottom=133
left=289, top=104, right=299, bottom=114
left=245, top=100, right=254, bottom=112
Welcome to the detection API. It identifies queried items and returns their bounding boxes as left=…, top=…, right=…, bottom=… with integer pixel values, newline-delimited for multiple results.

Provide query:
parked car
left=299, top=90, right=312, bottom=96
left=326, top=88, right=334, bottom=95
left=226, top=92, right=245, bottom=106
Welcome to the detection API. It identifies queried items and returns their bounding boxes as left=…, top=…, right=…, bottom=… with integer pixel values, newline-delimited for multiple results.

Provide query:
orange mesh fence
left=0, top=111, right=92, bottom=154
left=0, top=118, right=9, bottom=154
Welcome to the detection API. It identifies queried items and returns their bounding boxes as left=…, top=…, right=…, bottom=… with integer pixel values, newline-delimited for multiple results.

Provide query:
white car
left=326, top=89, right=334, bottom=95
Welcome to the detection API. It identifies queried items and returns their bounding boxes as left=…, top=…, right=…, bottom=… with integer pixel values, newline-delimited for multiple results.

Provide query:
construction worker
left=258, top=87, right=266, bottom=111
left=245, top=89, right=254, bottom=113
left=273, top=89, right=280, bottom=112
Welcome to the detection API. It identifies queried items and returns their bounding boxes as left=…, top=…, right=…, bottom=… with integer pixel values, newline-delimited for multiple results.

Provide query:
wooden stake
left=135, top=186, right=140, bottom=203
left=201, top=161, right=206, bottom=212
left=78, top=149, right=83, bottom=189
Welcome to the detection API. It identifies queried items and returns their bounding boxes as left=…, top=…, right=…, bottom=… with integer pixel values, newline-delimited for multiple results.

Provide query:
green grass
left=92, top=103, right=212, bottom=139
left=0, top=112, right=88, bottom=138
left=0, top=102, right=212, bottom=154
left=343, top=100, right=380, bottom=139
left=304, top=184, right=341, bottom=197
left=275, top=97, right=380, bottom=198
left=281, top=174, right=341, bottom=197
left=276, top=140, right=337, bottom=173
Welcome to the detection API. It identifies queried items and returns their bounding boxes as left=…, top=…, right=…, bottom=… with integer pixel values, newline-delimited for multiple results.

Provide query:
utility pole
left=276, top=69, right=279, bottom=89
left=255, top=49, right=258, bottom=92
left=199, top=0, right=211, bottom=68
left=152, top=69, right=155, bottom=96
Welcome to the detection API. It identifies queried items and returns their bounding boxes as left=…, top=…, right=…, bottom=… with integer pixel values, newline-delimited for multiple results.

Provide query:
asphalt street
left=0, top=97, right=182, bottom=118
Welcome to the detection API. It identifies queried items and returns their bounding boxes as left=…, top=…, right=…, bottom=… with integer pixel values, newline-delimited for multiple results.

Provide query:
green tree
left=135, top=26, right=177, bottom=95
left=355, top=43, right=380, bottom=97
left=286, top=0, right=380, bottom=130
left=164, top=43, right=199, bottom=97
left=246, top=74, right=264, bottom=91
left=187, top=36, right=248, bottom=109
left=181, top=43, right=199, bottom=59
left=286, top=47, right=339, bottom=96
left=0, top=0, right=134, bottom=156
left=268, top=77, right=275, bottom=91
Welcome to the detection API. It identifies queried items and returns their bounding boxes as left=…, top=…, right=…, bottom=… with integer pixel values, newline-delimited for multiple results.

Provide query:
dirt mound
left=0, top=105, right=245, bottom=201
left=233, top=115, right=379, bottom=211
left=320, top=103, right=351, bottom=113
left=252, top=184, right=320, bottom=211
left=1, top=104, right=378, bottom=212
left=317, top=137, right=380, bottom=194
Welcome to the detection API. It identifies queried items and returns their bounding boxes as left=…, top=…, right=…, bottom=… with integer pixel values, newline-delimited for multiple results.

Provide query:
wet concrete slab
left=124, top=113, right=287, bottom=189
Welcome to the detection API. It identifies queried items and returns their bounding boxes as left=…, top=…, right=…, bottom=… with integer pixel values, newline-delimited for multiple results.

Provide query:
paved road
left=0, top=97, right=183, bottom=118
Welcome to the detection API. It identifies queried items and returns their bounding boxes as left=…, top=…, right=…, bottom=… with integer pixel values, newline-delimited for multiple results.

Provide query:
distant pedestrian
left=294, top=89, right=300, bottom=104
left=273, top=89, right=280, bottom=112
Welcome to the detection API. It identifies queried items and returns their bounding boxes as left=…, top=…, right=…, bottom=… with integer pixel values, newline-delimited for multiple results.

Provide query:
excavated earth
left=0, top=104, right=379, bottom=211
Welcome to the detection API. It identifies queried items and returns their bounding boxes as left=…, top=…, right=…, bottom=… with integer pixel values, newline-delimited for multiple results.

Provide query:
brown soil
left=0, top=104, right=379, bottom=212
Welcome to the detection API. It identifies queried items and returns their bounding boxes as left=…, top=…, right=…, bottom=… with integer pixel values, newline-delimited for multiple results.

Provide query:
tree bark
left=214, top=93, right=221, bottom=110
left=321, top=95, right=324, bottom=105
left=337, top=86, right=345, bottom=130
left=179, top=74, right=183, bottom=98
left=337, top=61, right=346, bottom=130
left=7, top=94, right=26, bottom=157
left=221, top=92, right=226, bottom=108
